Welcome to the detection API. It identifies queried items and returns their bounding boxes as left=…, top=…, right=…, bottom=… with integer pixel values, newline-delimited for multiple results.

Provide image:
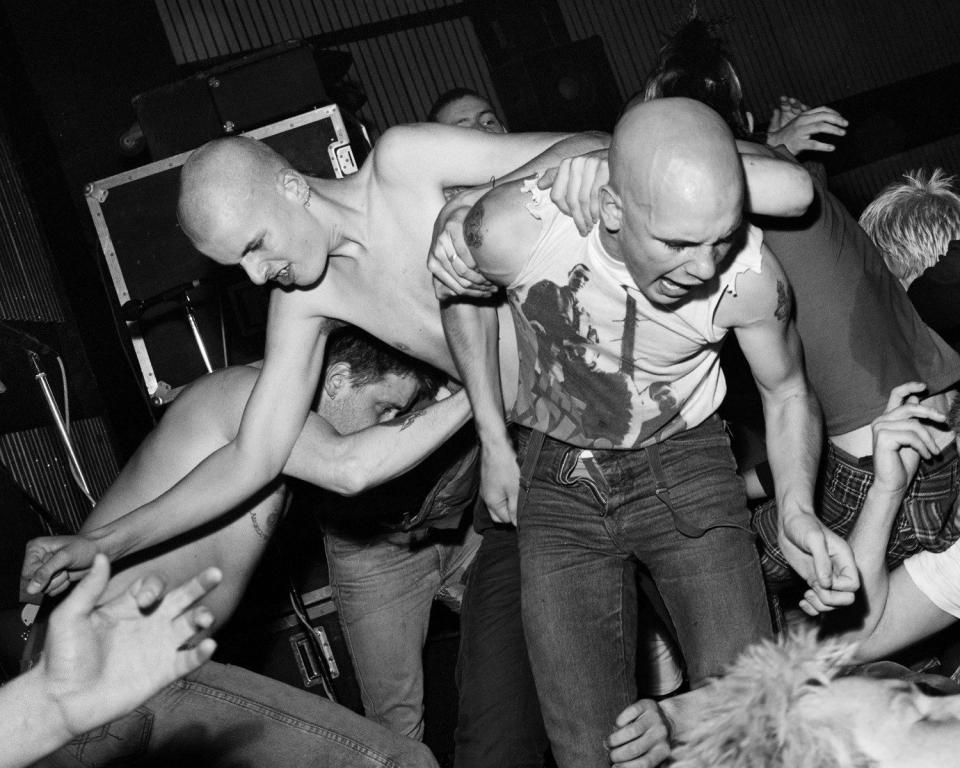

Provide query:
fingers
left=545, top=156, right=608, bottom=236
left=173, top=636, right=218, bottom=678
left=156, top=567, right=222, bottom=619
left=885, top=381, right=928, bottom=411
left=58, top=553, right=110, bottom=618
left=427, top=232, right=495, bottom=298
left=799, top=591, right=830, bottom=617
left=607, top=700, right=671, bottom=767
left=25, top=549, right=78, bottom=596
left=130, top=574, right=166, bottom=611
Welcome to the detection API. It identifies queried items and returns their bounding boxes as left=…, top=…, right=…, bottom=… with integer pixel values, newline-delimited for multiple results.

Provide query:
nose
left=240, top=254, right=267, bottom=285
left=686, top=246, right=719, bottom=282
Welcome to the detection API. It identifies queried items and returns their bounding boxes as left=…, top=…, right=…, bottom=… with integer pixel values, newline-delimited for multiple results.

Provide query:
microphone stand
left=26, top=350, right=94, bottom=507
left=182, top=294, right=214, bottom=374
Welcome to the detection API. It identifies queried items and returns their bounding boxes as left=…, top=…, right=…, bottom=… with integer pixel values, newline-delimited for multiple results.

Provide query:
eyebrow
left=240, top=232, right=264, bottom=260
left=658, top=217, right=745, bottom=248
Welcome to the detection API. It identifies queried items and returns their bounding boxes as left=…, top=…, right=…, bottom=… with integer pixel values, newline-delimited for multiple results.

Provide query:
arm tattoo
left=464, top=203, right=484, bottom=249
left=398, top=410, right=426, bottom=431
left=250, top=509, right=279, bottom=540
left=774, top=280, right=791, bottom=322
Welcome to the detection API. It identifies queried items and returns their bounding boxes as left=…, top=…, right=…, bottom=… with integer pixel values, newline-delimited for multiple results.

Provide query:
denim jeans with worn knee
left=515, top=417, right=771, bottom=768
left=36, top=660, right=438, bottom=768
left=325, top=521, right=481, bottom=740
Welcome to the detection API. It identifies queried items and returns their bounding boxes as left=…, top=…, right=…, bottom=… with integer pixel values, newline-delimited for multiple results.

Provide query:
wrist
left=84, top=525, right=131, bottom=560
left=17, top=663, right=75, bottom=746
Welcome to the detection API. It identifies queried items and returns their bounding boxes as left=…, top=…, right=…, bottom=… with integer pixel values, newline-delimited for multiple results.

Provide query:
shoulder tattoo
left=464, top=203, right=484, bottom=249
left=774, top=279, right=791, bottom=322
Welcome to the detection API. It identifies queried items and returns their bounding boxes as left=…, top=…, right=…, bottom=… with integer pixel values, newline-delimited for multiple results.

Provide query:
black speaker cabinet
left=134, top=42, right=336, bottom=161
left=85, top=105, right=370, bottom=406
left=490, top=36, right=622, bottom=134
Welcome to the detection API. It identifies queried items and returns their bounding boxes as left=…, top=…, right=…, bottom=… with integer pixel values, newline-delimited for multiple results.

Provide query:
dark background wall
left=3, top=0, right=960, bottom=522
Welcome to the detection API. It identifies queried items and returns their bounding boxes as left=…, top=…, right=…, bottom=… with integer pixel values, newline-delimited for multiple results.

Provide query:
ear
left=277, top=168, right=309, bottom=204
left=323, top=362, right=352, bottom=398
left=598, top=185, right=623, bottom=233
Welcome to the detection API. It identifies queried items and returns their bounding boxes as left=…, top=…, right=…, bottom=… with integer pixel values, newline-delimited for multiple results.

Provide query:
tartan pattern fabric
left=754, top=442, right=960, bottom=586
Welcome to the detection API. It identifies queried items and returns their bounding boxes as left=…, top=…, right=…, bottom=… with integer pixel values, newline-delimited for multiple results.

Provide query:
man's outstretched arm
left=802, top=382, right=955, bottom=660
left=723, top=244, right=858, bottom=604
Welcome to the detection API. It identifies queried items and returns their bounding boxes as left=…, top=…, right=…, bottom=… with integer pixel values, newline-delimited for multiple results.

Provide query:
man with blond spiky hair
left=859, top=168, right=960, bottom=289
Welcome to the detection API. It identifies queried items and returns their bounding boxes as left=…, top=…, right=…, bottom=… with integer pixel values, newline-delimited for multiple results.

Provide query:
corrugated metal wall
left=154, top=0, right=500, bottom=128
left=0, top=127, right=64, bottom=322
left=0, top=417, right=118, bottom=533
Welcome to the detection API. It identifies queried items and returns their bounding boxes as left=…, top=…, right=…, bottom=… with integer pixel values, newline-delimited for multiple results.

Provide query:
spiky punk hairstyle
left=670, top=630, right=876, bottom=768
left=859, top=168, right=960, bottom=287
left=641, top=15, right=753, bottom=140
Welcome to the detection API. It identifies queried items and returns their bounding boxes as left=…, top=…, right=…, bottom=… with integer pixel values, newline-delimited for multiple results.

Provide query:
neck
left=307, top=166, right=370, bottom=253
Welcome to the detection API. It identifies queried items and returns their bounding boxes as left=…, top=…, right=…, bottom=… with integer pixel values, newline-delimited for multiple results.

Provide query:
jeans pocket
left=68, top=707, right=154, bottom=766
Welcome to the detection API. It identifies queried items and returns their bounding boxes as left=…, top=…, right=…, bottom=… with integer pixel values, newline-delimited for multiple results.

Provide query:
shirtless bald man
left=432, top=98, right=858, bottom=768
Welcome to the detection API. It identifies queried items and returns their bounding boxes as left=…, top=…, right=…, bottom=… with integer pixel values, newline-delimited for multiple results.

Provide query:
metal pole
left=27, top=351, right=94, bottom=504
left=183, top=297, right=214, bottom=374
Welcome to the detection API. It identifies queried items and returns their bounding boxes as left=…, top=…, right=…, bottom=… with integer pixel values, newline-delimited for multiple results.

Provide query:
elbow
left=326, top=456, right=373, bottom=497
left=786, top=169, right=815, bottom=216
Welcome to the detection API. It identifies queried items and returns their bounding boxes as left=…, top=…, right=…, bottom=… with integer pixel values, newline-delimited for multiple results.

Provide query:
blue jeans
left=37, top=660, right=438, bottom=767
left=515, top=417, right=771, bottom=768
left=455, top=524, right=549, bottom=768
left=325, top=522, right=481, bottom=740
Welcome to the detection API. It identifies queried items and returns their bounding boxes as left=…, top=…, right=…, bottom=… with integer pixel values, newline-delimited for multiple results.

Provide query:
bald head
left=599, top=98, right=746, bottom=305
left=609, top=97, right=743, bottom=213
left=177, top=137, right=288, bottom=245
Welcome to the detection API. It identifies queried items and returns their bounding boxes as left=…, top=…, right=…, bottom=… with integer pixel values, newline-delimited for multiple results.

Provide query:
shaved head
left=609, top=97, right=743, bottom=215
left=177, top=137, right=288, bottom=245
left=599, top=97, right=746, bottom=305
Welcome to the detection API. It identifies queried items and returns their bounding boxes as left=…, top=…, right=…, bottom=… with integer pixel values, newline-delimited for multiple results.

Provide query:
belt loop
left=644, top=441, right=708, bottom=539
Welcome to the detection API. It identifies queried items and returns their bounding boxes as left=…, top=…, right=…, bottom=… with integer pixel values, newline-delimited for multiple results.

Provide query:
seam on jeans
left=175, top=676, right=400, bottom=766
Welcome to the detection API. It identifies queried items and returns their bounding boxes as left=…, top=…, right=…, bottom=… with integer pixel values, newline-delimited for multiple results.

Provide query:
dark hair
left=427, top=87, right=484, bottom=123
left=326, top=325, right=443, bottom=399
left=642, top=16, right=754, bottom=140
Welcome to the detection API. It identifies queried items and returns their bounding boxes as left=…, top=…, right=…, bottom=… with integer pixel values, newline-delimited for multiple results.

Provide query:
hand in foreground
left=607, top=699, right=671, bottom=768
left=38, top=554, right=221, bottom=737
left=480, top=440, right=521, bottom=526
left=428, top=190, right=496, bottom=300
left=766, top=96, right=848, bottom=155
left=779, top=510, right=860, bottom=616
left=538, top=150, right=609, bottom=235
left=21, top=534, right=101, bottom=600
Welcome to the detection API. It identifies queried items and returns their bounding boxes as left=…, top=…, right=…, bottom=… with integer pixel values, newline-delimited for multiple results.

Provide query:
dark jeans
left=454, top=525, right=549, bottom=768
left=37, top=661, right=438, bottom=767
left=516, top=417, right=771, bottom=768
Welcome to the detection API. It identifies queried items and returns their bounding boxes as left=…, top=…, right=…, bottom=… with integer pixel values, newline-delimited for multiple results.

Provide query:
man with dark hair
left=427, top=88, right=505, bottom=133
left=23, top=326, right=465, bottom=766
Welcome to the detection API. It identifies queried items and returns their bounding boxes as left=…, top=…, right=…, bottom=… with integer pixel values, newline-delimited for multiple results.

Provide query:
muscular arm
left=439, top=183, right=545, bottom=522
left=721, top=244, right=857, bottom=600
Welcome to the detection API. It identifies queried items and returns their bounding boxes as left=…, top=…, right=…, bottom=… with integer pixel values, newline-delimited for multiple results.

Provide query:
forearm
left=763, top=386, right=822, bottom=524
left=441, top=299, right=510, bottom=448
left=84, top=441, right=278, bottom=559
left=841, top=485, right=902, bottom=655
left=739, top=149, right=812, bottom=216
left=499, top=131, right=610, bottom=183
left=285, top=389, right=473, bottom=495
left=1, top=665, right=73, bottom=768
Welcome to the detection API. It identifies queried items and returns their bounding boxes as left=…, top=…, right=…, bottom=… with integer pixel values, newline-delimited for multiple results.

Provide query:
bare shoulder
left=467, top=177, right=551, bottom=285
left=715, top=243, right=792, bottom=330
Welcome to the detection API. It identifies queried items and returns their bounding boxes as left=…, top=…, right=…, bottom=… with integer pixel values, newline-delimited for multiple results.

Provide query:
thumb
left=58, top=553, right=110, bottom=617
left=537, top=167, right=558, bottom=189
